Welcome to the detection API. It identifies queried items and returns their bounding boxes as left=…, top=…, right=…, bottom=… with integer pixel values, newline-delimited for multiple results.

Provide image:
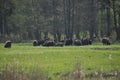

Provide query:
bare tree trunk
left=2, top=15, right=5, bottom=36
left=68, top=0, right=71, bottom=39
left=106, top=0, right=111, bottom=37
left=100, top=7, right=105, bottom=37
left=119, top=13, right=120, bottom=27
left=75, top=31, right=80, bottom=39
left=44, top=32, right=48, bottom=39
left=1, top=0, right=5, bottom=36
left=89, top=0, right=97, bottom=40
left=57, top=32, right=61, bottom=41
left=64, top=0, right=74, bottom=39
left=63, top=0, right=68, bottom=39
left=52, top=0, right=56, bottom=41
left=75, top=0, right=81, bottom=39
left=31, top=0, right=36, bottom=39
left=70, top=0, right=74, bottom=39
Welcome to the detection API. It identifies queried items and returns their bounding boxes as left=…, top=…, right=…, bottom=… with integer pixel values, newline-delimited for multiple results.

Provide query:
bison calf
left=4, top=41, right=12, bottom=48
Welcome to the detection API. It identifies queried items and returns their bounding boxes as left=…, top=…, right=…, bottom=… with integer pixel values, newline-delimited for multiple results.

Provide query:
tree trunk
left=75, top=31, right=80, bottom=39
left=89, top=0, right=96, bottom=40
left=34, top=29, right=40, bottom=40
left=64, top=0, right=74, bottom=39
left=1, top=0, right=6, bottom=36
left=53, top=33, right=57, bottom=41
left=57, top=32, right=61, bottom=41
left=119, top=13, right=120, bottom=26
left=52, top=0, right=56, bottom=41
left=100, top=7, right=105, bottom=37
left=112, top=0, right=120, bottom=40
left=70, top=0, right=74, bottom=39
left=44, top=32, right=48, bottom=39
left=2, top=15, right=5, bottom=36
left=68, top=0, right=71, bottom=39
left=106, top=0, right=111, bottom=37
left=63, top=0, right=68, bottom=39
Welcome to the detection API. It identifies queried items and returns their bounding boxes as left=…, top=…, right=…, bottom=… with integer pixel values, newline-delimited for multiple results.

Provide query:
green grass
left=0, top=43, right=120, bottom=79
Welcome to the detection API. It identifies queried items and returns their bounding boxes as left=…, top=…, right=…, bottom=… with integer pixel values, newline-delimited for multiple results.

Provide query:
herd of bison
left=4, top=37, right=111, bottom=48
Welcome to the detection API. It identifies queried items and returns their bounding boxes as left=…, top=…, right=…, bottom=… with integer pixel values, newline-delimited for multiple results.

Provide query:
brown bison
left=4, top=40, right=12, bottom=48
left=102, top=37, right=110, bottom=45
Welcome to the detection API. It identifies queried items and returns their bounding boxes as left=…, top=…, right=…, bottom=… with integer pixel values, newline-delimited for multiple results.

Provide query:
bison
left=37, top=39, right=45, bottom=46
left=65, top=39, right=73, bottom=46
left=81, top=38, right=92, bottom=45
left=42, top=40, right=55, bottom=47
left=4, top=40, right=12, bottom=48
left=102, top=37, right=110, bottom=45
left=33, top=40, right=38, bottom=46
left=74, top=39, right=82, bottom=46
left=55, top=42, right=64, bottom=47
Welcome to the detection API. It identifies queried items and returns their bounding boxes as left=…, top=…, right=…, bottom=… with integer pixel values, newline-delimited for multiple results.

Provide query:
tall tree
left=89, top=0, right=97, bottom=40
left=98, top=0, right=112, bottom=37
left=106, top=0, right=111, bottom=37
left=0, top=0, right=14, bottom=37
left=64, top=0, right=75, bottom=39
left=112, top=0, right=120, bottom=40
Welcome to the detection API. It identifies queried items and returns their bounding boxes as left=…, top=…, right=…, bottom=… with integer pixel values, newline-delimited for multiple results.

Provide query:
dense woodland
left=0, top=0, right=120, bottom=42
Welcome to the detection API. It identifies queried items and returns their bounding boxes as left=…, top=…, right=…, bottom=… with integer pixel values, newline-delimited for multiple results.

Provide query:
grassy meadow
left=0, top=43, right=120, bottom=80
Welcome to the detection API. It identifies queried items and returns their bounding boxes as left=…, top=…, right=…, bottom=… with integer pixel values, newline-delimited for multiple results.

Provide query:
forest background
left=0, top=0, right=120, bottom=42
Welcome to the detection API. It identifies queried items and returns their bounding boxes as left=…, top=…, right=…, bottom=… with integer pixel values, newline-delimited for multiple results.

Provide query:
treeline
left=0, top=0, right=120, bottom=42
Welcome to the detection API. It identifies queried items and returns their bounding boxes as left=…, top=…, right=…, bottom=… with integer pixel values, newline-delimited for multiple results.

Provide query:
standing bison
left=102, top=37, right=110, bottom=45
left=4, top=40, right=12, bottom=48
left=74, top=39, right=82, bottom=46
left=81, top=38, right=92, bottom=45
left=55, top=42, right=64, bottom=47
left=33, top=40, right=38, bottom=46
left=65, top=39, right=73, bottom=46
left=42, top=40, right=55, bottom=46
left=37, top=39, right=45, bottom=46
left=33, top=39, right=45, bottom=46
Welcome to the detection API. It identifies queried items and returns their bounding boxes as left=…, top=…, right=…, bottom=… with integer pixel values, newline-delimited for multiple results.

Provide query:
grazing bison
left=102, top=37, right=110, bottom=45
left=60, top=40, right=65, bottom=43
left=74, top=39, right=82, bottom=46
left=55, top=42, right=64, bottom=47
left=42, top=40, right=55, bottom=46
left=88, top=39, right=92, bottom=45
left=33, top=40, right=38, bottom=46
left=82, top=38, right=92, bottom=45
left=65, top=39, right=73, bottom=46
left=4, top=40, right=12, bottom=48
left=37, top=39, right=45, bottom=46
